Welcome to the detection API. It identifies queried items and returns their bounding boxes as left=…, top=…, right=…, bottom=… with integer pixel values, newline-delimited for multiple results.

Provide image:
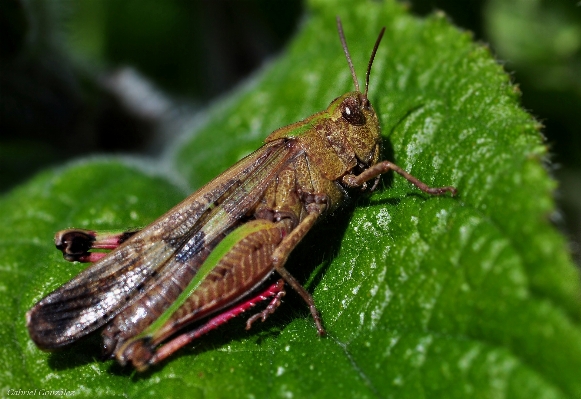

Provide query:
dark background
left=1, top=0, right=579, bottom=264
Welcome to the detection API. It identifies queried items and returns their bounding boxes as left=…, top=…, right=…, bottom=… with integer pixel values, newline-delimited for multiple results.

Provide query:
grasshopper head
left=327, top=91, right=381, bottom=166
left=334, top=18, right=385, bottom=167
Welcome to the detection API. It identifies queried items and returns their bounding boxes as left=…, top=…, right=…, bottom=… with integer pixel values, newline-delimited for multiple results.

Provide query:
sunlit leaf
left=2, top=1, right=579, bottom=398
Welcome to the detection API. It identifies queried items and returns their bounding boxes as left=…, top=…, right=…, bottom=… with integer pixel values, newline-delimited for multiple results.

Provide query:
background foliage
left=0, top=0, right=579, bottom=398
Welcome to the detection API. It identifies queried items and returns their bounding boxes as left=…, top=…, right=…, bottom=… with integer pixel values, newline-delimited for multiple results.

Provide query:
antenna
left=365, top=27, right=385, bottom=98
left=336, top=16, right=360, bottom=93
left=336, top=16, right=385, bottom=99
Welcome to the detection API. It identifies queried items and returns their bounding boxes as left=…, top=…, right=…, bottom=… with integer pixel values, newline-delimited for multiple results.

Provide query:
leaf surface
left=2, top=1, right=580, bottom=398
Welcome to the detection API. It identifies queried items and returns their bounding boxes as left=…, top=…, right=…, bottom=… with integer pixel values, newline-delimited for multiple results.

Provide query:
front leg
left=342, top=161, right=457, bottom=196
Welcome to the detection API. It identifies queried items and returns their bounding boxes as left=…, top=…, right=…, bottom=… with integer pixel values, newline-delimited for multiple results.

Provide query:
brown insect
left=27, top=17, right=457, bottom=371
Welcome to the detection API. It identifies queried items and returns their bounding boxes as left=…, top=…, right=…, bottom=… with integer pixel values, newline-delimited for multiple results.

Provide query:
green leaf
left=2, top=1, right=580, bottom=398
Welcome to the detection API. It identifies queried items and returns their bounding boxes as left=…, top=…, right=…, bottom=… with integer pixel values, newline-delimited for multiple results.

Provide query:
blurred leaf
left=484, top=0, right=581, bottom=266
left=0, top=141, right=61, bottom=191
left=1, top=1, right=580, bottom=398
left=485, top=0, right=581, bottom=93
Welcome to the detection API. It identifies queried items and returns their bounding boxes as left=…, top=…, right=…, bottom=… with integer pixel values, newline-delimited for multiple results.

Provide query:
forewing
left=27, top=140, right=296, bottom=349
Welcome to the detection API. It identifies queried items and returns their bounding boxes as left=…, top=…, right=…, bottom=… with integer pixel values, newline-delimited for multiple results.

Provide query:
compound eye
left=340, top=97, right=365, bottom=125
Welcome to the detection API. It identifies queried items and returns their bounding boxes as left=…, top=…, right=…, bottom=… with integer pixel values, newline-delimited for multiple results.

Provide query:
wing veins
left=29, top=140, right=296, bottom=347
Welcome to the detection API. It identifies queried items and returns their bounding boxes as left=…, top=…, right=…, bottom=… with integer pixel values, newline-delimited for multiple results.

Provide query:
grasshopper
left=26, top=17, right=457, bottom=371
